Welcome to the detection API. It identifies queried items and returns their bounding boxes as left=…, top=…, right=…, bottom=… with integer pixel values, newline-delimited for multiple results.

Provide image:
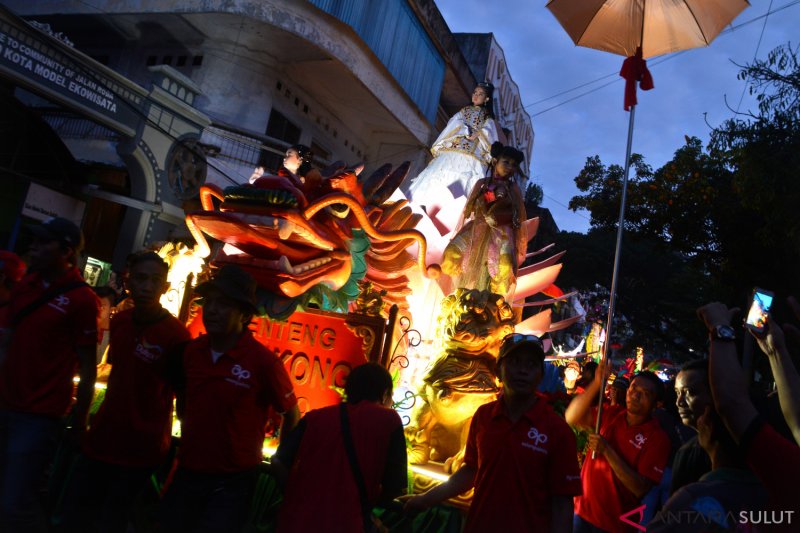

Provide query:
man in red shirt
left=0, top=217, right=98, bottom=533
left=274, top=362, right=407, bottom=532
left=159, top=265, right=300, bottom=533
left=60, top=251, right=191, bottom=532
left=0, top=251, right=25, bottom=306
left=566, top=364, right=671, bottom=533
left=405, top=333, right=582, bottom=532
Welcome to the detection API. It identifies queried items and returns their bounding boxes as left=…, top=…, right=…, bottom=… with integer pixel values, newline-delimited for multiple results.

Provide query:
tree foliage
left=524, top=182, right=544, bottom=207
left=563, top=43, right=800, bottom=357
left=709, top=43, right=800, bottom=302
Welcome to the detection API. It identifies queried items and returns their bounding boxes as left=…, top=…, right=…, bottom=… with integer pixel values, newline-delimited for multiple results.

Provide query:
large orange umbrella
left=546, top=0, right=749, bottom=453
left=547, top=0, right=750, bottom=59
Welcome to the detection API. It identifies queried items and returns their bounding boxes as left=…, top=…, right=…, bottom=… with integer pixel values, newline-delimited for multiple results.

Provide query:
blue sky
left=437, top=0, right=799, bottom=233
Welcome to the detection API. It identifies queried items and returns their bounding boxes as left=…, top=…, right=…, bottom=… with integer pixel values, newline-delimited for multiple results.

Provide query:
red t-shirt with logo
left=575, top=405, right=671, bottom=533
left=0, top=268, right=98, bottom=417
left=84, top=308, right=190, bottom=468
left=462, top=394, right=582, bottom=532
left=178, top=331, right=297, bottom=473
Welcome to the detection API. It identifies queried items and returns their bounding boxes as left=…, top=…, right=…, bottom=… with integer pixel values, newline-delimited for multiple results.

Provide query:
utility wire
left=528, top=0, right=800, bottom=117
left=736, top=0, right=774, bottom=113
left=542, top=192, right=592, bottom=221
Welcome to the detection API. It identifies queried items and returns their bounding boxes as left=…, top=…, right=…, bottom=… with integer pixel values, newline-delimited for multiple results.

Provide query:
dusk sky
left=437, top=0, right=798, bottom=233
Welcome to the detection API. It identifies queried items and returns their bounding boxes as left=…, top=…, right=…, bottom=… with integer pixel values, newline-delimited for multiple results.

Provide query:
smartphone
left=745, top=288, right=774, bottom=335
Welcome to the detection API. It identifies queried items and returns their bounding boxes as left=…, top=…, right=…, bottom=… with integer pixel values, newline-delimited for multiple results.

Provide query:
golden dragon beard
left=407, top=289, right=518, bottom=467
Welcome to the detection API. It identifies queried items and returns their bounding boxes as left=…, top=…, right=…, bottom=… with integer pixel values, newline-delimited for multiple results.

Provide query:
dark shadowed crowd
left=1, top=217, right=799, bottom=533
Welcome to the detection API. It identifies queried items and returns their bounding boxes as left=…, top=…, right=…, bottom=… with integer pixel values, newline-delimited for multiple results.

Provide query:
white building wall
left=484, top=37, right=534, bottom=178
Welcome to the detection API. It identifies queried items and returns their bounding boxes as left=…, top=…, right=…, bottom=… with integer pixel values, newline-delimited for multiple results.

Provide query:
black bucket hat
left=195, top=264, right=257, bottom=313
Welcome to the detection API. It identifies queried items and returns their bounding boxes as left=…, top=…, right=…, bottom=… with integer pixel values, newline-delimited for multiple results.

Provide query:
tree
left=708, top=43, right=800, bottom=304
left=524, top=182, right=543, bottom=207
left=565, top=43, right=800, bottom=355
left=556, top=229, right=709, bottom=359
left=568, top=138, right=736, bottom=275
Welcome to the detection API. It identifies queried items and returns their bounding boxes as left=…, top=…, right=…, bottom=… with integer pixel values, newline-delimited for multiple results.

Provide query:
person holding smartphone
left=697, top=297, right=800, bottom=522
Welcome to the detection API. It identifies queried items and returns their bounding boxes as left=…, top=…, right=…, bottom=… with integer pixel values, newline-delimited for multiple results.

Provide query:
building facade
left=454, top=32, right=534, bottom=177
left=1, top=0, right=531, bottom=277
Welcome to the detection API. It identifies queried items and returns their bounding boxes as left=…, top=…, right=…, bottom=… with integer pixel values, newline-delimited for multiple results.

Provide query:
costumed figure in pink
left=440, top=142, right=527, bottom=299
left=407, top=83, right=499, bottom=208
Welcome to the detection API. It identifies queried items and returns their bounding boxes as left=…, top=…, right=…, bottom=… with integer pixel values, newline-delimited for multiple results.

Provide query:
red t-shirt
left=276, top=401, right=407, bottom=533
left=463, top=394, right=582, bottom=533
left=84, top=308, right=190, bottom=468
left=575, top=405, right=671, bottom=533
left=743, top=418, right=800, bottom=529
left=178, top=331, right=297, bottom=473
left=0, top=268, right=98, bottom=417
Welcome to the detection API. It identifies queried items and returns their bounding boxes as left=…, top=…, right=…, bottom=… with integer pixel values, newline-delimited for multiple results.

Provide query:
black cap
left=611, top=375, right=630, bottom=390
left=498, top=333, right=545, bottom=364
left=195, top=264, right=257, bottom=313
left=26, top=217, right=84, bottom=251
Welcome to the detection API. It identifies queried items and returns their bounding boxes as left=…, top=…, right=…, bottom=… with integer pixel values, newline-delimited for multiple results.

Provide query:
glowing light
left=157, top=242, right=206, bottom=318
left=262, top=444, right=278, bottom=458
left=410, top=464, right=451, bottom=483
left=72, top=376, right=107, bottom=390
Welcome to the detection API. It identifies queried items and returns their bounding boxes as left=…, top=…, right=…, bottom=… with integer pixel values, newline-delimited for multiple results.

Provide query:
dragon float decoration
left=185, top=161, right=439, bottom=319
left=183, top=156, right=581, bottom=470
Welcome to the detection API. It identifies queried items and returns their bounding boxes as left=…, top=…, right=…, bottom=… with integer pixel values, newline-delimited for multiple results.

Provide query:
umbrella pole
left=593, top=104, right=636, bottom=448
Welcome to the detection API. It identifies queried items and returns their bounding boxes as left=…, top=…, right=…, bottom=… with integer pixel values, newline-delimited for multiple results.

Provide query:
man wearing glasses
left=405, top=333, right=581, bottom=532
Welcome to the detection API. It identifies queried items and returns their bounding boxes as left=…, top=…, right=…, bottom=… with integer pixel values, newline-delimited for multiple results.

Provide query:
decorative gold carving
left=405, top=289, right=517, bottom=469
left=345, top=322, right=377, bottom=361
left=352, top=280, right=386, bottom=317
left=412, top=465, right=474, bottom=508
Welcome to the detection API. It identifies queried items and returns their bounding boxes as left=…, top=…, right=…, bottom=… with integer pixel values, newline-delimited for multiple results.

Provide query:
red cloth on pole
left=619, top=48, right=654, bottom=111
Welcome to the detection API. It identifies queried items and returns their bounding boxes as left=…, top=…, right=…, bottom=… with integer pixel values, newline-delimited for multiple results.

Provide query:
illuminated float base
left=411, top=463, right=474, bottom=509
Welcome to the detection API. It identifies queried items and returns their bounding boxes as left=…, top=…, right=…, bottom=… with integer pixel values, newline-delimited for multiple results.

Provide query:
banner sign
left=22, top=182, right=85, bottom=224
left=0, top=8, right=143, bottom=136
left=251, top=309, right=387, bottom=414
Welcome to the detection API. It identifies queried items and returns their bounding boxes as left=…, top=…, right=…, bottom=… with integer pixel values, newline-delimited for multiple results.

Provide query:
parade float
left=163, top=150, right=582, bottom=505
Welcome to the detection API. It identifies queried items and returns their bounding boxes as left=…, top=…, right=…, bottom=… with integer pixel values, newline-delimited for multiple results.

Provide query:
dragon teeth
left=273, top=255, right=333, bottom=274
left=278, top=220, right=294, bottom=240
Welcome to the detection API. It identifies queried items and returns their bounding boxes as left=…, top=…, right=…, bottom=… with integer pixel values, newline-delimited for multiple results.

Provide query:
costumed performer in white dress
left=407, top=82, right=499, bottom=209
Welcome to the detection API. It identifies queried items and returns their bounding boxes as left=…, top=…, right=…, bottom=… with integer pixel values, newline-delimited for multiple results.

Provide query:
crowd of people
left=2, top=216, right=800, bottom=533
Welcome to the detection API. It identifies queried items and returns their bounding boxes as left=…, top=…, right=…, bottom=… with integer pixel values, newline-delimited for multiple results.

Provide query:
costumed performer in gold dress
left=440, top=142, right=527, bottom=300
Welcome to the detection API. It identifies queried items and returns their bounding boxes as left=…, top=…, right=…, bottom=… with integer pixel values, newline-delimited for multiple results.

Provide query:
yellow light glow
left=410, top=464, right=451, bottom=483
left=157, top=242, right=206, bottom=318
left=262, top=444, right=278, bottom=458
left=72, top=376, right=107, bottom=390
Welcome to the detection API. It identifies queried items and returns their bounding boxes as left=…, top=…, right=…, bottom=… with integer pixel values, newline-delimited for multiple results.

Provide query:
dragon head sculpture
left=185, top=161, right=438, bottom=317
